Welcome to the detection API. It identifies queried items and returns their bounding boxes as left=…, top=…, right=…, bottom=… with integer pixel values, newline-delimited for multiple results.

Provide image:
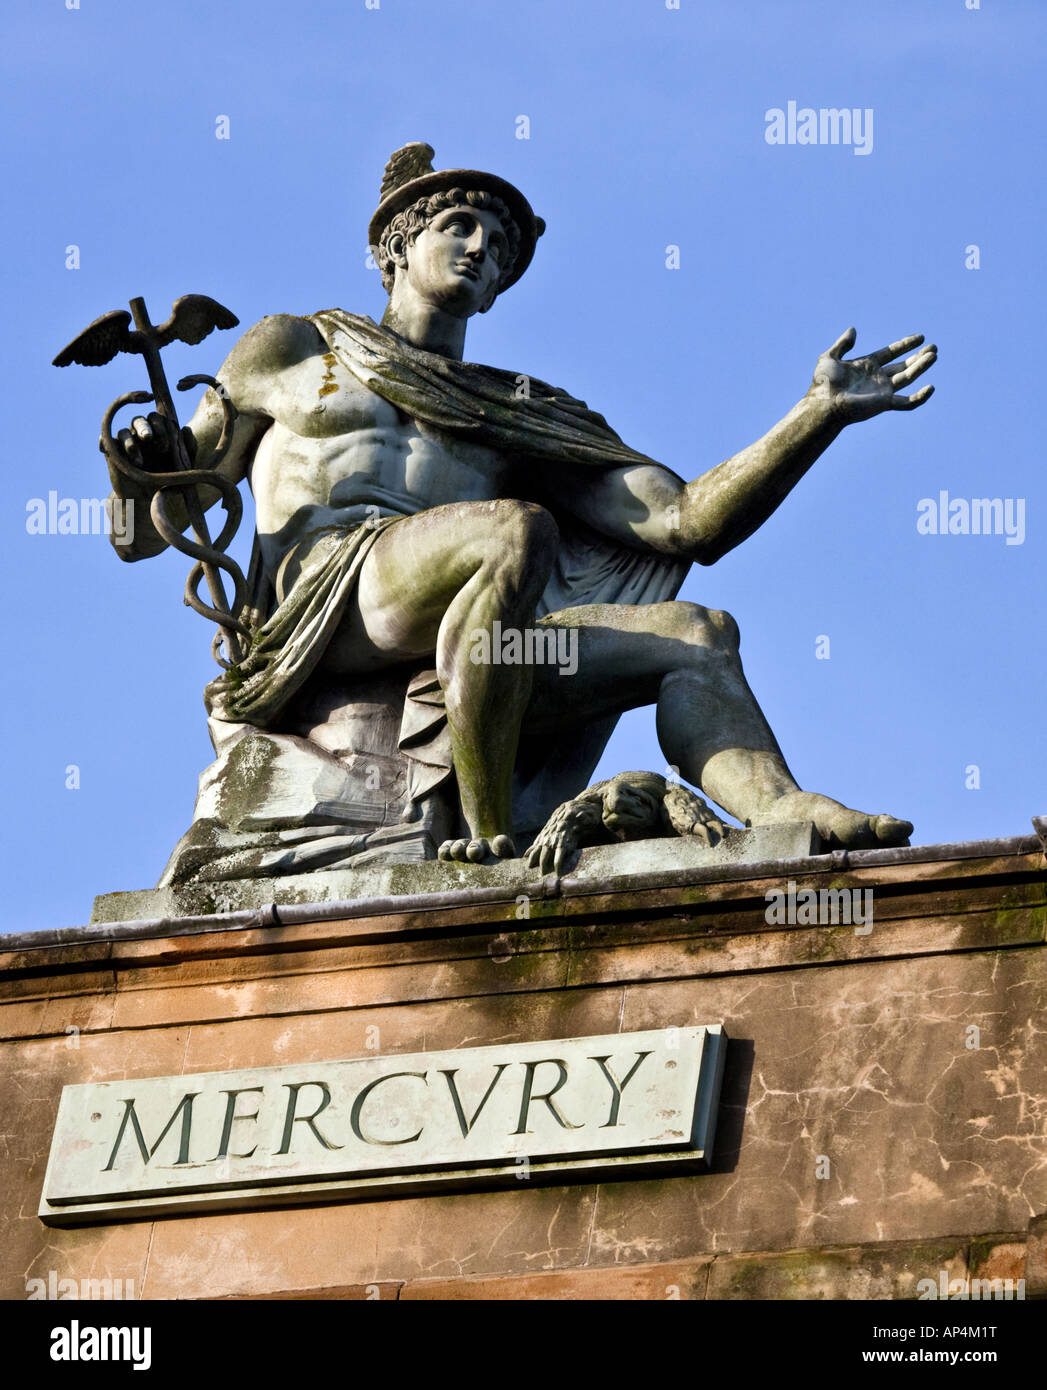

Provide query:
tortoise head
left=601, top=772, right=666, bottom=841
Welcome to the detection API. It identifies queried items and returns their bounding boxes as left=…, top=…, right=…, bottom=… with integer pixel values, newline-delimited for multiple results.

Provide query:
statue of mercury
left=106, top=143, right=936, bottom=864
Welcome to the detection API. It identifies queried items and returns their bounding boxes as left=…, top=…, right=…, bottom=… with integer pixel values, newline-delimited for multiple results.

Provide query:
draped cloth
left=205, top=311, right=689, bottom=823
left=205, top=523, right=389, bottom=727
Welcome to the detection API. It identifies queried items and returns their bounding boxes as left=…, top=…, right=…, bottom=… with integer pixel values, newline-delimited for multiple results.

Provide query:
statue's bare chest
left=271, top=349, right=408, bottom=439
left=251, top=348, right=516, bottom=533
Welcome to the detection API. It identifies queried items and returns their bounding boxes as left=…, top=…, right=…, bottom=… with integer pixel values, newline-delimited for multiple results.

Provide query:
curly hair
left=376, top=187, right=521, bottom=295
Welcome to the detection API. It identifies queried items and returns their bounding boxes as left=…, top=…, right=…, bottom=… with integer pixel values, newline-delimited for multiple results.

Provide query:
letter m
left=821, top=888, right=852, bottom=925
left=80, top=1277, right=114, bottom=1300
left=103, top=1093, right=199, bottom=1170
left=79, top=497, right=106, bottom=534
left=525, top=628, right=557, bottom=665
left=971, top=1278, right=1006, bottom=1300
left=970, top=498, right=1002, bottom=535
left=820, top=108, right=852, bottom=144
left=99, top=1329, right=132, bottom=1359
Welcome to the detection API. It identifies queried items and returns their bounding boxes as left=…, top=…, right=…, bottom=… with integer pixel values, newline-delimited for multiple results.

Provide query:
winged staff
left=53, top=294, right=250, bottom=667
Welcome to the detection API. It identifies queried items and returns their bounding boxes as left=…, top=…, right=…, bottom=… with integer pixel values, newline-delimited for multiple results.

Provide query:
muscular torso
left=246, top=328, right=517, bottom=584
left=166, top=313, right=688, bottom=592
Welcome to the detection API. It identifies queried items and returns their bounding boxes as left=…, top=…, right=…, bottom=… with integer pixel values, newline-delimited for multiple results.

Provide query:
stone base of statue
left=91, top=665, right=829, bottom=924
left=91, top=823, right=821, bottom=924
left=5, top=823, right=1045, bottom=1300
left=154, top=672, right=462, bottom=893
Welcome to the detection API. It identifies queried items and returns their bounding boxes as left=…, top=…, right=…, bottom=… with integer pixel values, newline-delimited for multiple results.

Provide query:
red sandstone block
left=180, top=986, right=623, bottom=1073
left=142, top=1185, right=599, bottom=1298
left=400, top=1259, right=712, bottom=1300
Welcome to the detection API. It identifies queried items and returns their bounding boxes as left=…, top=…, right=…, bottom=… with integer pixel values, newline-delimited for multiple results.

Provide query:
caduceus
left=53, top=294, right=250, bottom=667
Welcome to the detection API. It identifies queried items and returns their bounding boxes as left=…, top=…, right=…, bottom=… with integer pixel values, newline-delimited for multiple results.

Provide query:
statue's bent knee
left=707, top=606, right=741, bottom=649
left=668, top=601, right=740, bottom=651
left=485, top=499, right=559, bottom=569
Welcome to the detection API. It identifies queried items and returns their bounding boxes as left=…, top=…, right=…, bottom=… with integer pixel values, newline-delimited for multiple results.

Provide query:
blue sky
left=3, top=0, right=1043, bottom=931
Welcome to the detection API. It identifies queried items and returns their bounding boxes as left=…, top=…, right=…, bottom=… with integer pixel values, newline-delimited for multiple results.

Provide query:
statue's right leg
left=319, top=500, right=559, bottom=859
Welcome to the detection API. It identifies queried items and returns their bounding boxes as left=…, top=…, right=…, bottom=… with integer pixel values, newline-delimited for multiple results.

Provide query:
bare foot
left=438, top=834, right=517, bottom=864
left=749, top=791, right=912, bottom=849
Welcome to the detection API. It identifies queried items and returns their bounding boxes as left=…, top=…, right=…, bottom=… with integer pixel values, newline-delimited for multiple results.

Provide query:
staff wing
left=52, top=309, right=133, bottom=368
left=156, top=294, right=239, bottom=348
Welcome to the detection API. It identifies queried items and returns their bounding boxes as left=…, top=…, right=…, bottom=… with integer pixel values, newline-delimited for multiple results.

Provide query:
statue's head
left=601, top=773, right=666, bottom=841
left=369, top=144, right=545, bottom=317
left=377, top=189, right=520, bottom=315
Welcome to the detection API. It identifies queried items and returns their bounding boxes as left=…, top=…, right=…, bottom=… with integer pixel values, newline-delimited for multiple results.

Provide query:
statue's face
left=396, top=205, right=510, bottom=316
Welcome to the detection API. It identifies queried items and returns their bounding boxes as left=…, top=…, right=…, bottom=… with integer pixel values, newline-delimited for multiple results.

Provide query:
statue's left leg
left=525, top=601, right=912, bottom=850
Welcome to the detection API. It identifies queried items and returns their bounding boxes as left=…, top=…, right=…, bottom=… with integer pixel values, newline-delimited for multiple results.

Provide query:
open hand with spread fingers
left=809, top=327, right=936, bottom=424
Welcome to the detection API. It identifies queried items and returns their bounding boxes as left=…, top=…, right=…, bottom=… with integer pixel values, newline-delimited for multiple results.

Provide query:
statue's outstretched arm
left=551, top=329, right=936, bottom=566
